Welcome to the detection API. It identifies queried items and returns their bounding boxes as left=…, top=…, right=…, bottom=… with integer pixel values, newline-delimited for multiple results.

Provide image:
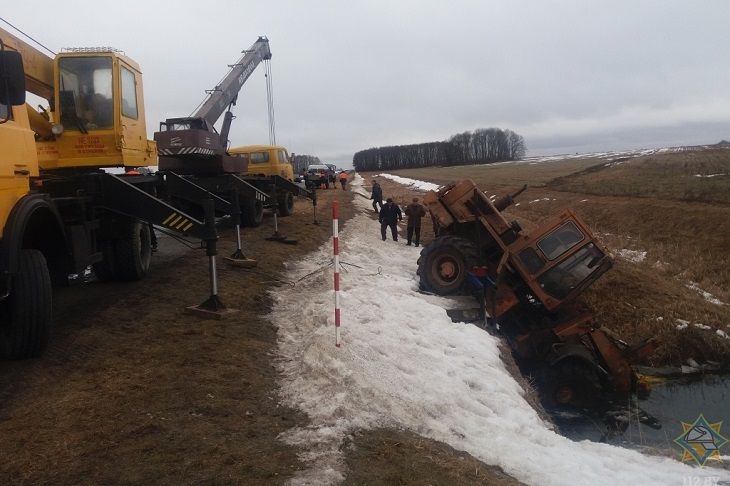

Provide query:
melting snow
left=269, top=174, right=727, bottom=485
left=685, top=281, right=728, bottom=306
left=693, top=173, right=728, bottom=178
left=616, top=249, right=647, bottom=263
left=377, top=173, right=440, bottom=192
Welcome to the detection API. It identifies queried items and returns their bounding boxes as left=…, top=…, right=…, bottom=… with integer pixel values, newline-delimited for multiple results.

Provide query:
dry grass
left=344, top=428, right=522, bottom=485
left=549, top=149, right=730, bottom=204
left=362, top=147, right=730, bottom=368
left=385, top=156, right=608, bottom=188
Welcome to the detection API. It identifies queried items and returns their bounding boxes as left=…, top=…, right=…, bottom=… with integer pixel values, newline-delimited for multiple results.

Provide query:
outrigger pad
left=225, top=256, right=258, bottom=268
left=265, top=234, right=298, bottom=245
left=185, top=295, right=239, bottom=319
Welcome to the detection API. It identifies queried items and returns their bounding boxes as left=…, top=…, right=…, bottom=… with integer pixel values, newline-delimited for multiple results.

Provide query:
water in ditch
left=551, top=374, right=730, bottom=460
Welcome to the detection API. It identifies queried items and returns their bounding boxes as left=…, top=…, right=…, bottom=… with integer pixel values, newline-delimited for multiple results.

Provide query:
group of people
left=370, top=179, right=427, bottom=246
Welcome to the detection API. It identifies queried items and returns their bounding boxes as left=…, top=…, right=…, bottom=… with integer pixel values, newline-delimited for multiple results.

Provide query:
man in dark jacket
left=404, top=197, right=427, bottom=246
left=379, top=198, right=402, bottom=241
left=371, top=180, right=383, bottom=213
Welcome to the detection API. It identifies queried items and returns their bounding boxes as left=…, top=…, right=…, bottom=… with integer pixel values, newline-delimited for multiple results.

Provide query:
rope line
left=0, top=17, right=56, bottom=55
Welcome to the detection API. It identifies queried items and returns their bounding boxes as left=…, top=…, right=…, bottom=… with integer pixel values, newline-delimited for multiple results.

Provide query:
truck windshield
left=537, top=221, right=584, bottom=260
left=58, top=56, right=114, bottom=131
left=537, top=243, right=605, bottom=299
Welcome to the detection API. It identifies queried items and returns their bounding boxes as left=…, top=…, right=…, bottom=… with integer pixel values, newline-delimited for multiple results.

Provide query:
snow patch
left=693, top=173, right=728, bottom=178
left=377, top=173, right=440, bottom=192
left=685, top=281, right=727, bottom=306
left=616, top=249, right=647, bottom=263
left=271, top=175, right=727, bottom=485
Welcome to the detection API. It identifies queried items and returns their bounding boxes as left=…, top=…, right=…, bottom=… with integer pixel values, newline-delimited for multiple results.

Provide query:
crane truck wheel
left=0, top=249, right=52, bottom=359
left=92, top=240, right=116, bottom=282
left=541, top=361, right=601, bottom=409
left=241, top=197, right=264, bottom=227
left=417, top=236, right=478, bottom=295
left=278, top=192, right=294, bottom=217
left=113, top=221, right=152, bottom=281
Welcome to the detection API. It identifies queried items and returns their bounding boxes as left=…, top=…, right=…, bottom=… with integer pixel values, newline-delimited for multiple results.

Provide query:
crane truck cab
left=42, top=49, right=156, bottom=169
left=229, top=145, right=295, bottom=181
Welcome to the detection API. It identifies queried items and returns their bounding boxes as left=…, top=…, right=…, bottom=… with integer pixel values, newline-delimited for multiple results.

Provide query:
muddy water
left=553, top=375, right=730, bottom=457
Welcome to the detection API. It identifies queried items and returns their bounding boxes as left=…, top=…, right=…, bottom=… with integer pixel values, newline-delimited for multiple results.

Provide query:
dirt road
left=0, top=186, right=514, bottom=484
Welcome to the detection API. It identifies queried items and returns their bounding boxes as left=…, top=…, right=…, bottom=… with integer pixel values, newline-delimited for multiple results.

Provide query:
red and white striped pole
left=333, top=200, right=341, bottom=347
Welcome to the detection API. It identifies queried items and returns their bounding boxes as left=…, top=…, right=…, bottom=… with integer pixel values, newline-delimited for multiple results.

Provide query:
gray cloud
left=6, top=0, right=730, bottom=166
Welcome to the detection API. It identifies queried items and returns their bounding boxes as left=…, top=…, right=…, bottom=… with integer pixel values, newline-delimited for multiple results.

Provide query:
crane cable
left=265, top=59, right=276, bottom=146
left=0, top=17, right=56, bottom=56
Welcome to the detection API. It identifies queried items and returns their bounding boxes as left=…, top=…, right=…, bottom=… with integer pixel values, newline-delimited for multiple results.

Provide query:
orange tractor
left=418, top=179, right=655, bottom=407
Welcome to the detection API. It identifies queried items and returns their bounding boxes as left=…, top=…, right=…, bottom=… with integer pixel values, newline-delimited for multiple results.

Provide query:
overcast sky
left=5, top=1, right=730, bottom=167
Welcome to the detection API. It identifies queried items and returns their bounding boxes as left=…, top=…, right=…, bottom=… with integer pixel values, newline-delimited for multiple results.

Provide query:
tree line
left=353, top=127, right=526, bottom=171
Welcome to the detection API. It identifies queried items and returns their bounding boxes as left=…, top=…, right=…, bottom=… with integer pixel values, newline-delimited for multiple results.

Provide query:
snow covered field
left=377, top=173, right=440, bottom=192
left=270, top=175, right=729, bottom=485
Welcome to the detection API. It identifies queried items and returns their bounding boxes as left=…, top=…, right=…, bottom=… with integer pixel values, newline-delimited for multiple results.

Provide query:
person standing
left=404, top=197, right=427, bottom=246
left=371, top=180, right=383, bottom=213
left=379, top=198, right=402, bottom=241
left=339, top=170, right=348, bottom=190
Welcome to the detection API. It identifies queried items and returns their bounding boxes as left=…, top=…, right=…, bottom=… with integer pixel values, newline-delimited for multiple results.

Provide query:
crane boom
left=194, top=36, right=271, bottom=129
left=0, top=26, right=53, bottom=100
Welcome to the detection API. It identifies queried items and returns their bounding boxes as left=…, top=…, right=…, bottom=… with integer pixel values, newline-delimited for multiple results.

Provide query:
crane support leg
left=96, top=174, right=236, bottom=318
left=225, top=187, right=257, bottom=267
left=185, top=199, right=239, bottom=318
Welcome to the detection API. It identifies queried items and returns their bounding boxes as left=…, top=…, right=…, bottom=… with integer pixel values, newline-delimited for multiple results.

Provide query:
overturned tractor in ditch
left=418, top=179, right=655, bottom=407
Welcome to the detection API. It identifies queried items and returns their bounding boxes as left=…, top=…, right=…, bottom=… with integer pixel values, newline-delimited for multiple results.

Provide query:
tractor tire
left=417, top=236, right=479, bottom=295
left=0, top=249, right=52, bottom=359
left=113, top=220, right=152, bottom=281
left=541, top=360, right=602, bottom=409
left=278, top=192, right=294, bottom=217
left=241, top=197, right=264, bottom=227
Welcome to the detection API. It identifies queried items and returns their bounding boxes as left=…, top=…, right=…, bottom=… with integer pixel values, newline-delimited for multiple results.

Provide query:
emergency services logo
left=673, top=414, right=728, bottom=466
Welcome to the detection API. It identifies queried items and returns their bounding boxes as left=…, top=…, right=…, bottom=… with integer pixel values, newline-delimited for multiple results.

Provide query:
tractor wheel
left=241, top=197, right=264, bottom=227
left=278, top=192, right=294, bottom=217
left=541, top=361, right=601, bottom=409
left=113, top=220, right=152, bottom=281
left=0, top=249, right=52, bottom=359
left=417, top=236, right=479, bottom=295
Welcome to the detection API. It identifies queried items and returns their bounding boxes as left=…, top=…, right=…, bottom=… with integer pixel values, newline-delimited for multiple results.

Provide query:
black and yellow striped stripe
left=161, top=212, right=194, bottom=232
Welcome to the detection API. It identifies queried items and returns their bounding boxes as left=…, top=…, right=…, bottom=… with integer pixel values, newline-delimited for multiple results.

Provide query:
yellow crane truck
left=0, top=27, right=243, bottom=358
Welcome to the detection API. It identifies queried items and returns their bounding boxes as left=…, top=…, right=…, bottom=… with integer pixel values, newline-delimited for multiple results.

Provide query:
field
left=0, top=188, right=516, bottom=484
left=366, top=146, right=730, bottom=369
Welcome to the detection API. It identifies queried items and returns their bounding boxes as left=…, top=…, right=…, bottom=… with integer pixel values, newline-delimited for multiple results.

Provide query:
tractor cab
left=509, top=212, right=612, bottom=312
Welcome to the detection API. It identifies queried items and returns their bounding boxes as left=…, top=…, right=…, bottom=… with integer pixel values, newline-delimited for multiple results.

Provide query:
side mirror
left=0, top=50, right=26, bottom=106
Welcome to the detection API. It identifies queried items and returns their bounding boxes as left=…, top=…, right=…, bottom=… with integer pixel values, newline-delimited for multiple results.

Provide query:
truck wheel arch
left=2, top=195, right=69, bottom=277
